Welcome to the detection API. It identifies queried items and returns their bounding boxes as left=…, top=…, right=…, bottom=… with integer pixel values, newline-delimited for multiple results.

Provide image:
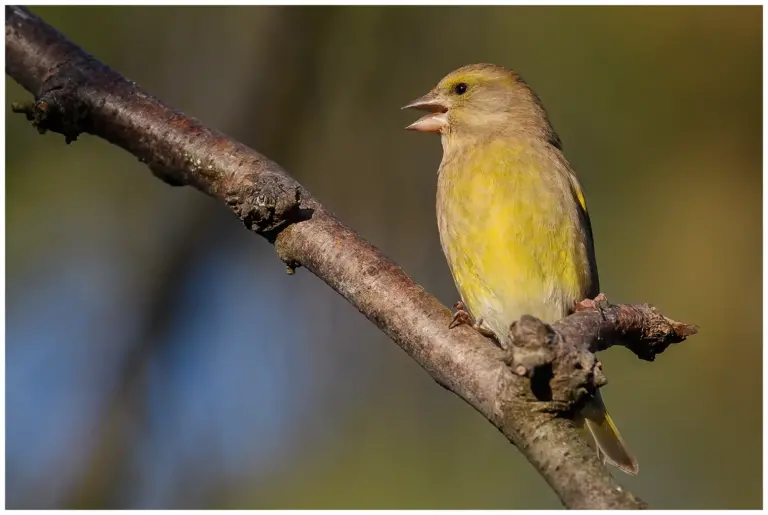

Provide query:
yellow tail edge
left=582, top=391, right=639, bottom=476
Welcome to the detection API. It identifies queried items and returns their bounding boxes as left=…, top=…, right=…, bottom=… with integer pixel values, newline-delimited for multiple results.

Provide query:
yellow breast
left=436, top=137, right=595, bottom=341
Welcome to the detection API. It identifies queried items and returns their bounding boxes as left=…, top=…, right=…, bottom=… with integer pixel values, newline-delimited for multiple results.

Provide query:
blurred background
left=6, top=5, right=761, bottom=509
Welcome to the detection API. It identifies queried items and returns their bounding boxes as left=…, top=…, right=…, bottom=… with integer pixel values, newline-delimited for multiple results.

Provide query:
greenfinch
left=404, top=63, right=638, bottom=475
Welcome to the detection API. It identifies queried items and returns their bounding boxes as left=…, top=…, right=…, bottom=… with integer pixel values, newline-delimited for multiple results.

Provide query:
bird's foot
left=574, top=292, right=608, bottom=313
left=449, top=301, right=496, bottom=339
left=448, top=301, right=472, bottom=328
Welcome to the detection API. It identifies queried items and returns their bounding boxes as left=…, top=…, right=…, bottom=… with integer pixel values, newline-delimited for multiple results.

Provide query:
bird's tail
left=579, top=390, right=639, bottom=475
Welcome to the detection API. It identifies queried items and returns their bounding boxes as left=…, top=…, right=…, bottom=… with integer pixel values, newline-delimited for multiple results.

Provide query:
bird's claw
left=574, top=292, right=608, bottom=313
left=449, top=301, right=497, bottom=339
left=449, top=301, right=472, bottom=329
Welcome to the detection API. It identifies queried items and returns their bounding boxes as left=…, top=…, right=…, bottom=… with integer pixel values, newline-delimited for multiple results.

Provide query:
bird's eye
left=454, top=82, right=468, bottom=95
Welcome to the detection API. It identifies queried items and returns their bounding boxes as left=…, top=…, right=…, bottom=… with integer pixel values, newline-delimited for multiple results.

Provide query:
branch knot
left=504, top=315, right=605, bottom=410
left=225, top=177, right=313, bottom=241
left=11, top=87, right=86, bottom=144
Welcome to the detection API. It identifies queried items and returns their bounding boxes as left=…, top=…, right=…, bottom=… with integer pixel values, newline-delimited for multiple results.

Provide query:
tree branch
left=6, top=6, right=697, bottom=509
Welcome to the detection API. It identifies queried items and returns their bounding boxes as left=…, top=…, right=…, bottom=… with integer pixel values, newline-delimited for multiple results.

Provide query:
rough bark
left=6, top=6, right=697, bottom=509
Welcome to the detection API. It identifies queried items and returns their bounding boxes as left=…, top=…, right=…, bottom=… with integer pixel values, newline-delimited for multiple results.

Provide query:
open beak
left=402, top=92, right=449, bottom=133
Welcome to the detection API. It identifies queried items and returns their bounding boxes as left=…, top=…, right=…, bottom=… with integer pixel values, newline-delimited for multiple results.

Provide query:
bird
left=403, top=63, right=638, bottom=475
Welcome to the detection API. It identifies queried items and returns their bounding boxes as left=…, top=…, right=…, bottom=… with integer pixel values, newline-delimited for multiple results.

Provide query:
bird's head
left=403, top=63, right=555, bottom=143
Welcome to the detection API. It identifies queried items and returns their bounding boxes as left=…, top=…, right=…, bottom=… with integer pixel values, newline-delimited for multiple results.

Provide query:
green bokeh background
left=6, top=5, right=761, bottom=509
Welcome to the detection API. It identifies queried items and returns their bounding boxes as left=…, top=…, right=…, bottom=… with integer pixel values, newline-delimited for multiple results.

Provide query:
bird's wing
left=567, top=171, right=600, bottom=298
